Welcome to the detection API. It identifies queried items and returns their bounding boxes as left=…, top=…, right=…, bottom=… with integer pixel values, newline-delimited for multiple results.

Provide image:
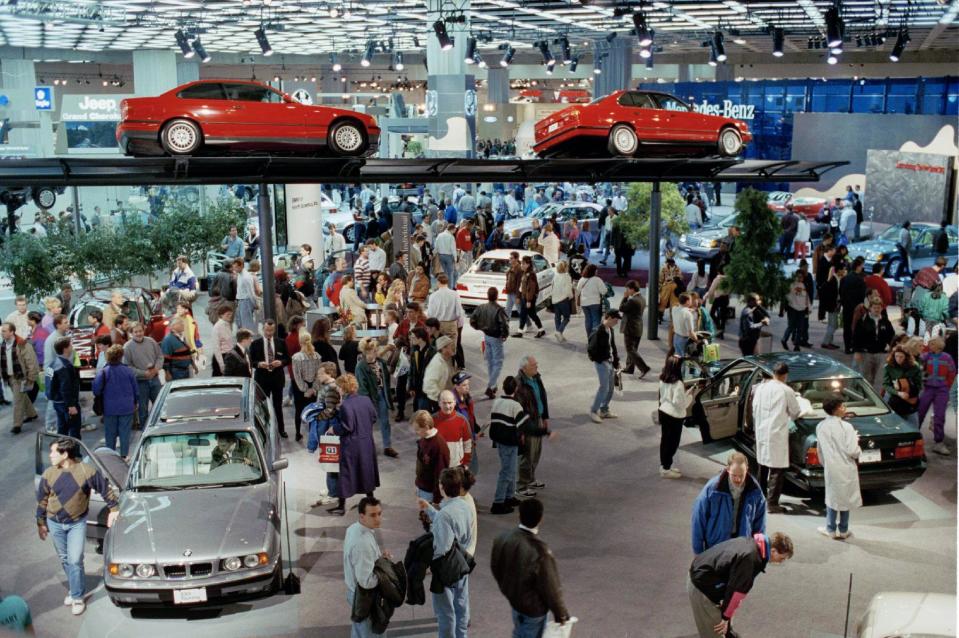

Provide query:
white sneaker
left=553, top=333, right=562, bottom=343
left=63, top=595, right=74, bottom=606
left=283, top=396, right=293, bottom=407
left=817, top=526, right=837, bottom=539
left=659, top=467, right=681, bottom=478
left=82, top=422, right=97, bottom=432
left=590, top=412, right=603, bottom=423
left=71, top=600, right=86, bottom=615
left=835, top=530, right=852, bottom=540
left=932, top=442, right=951, bottom=455
left=601, top=411, right=618, bottom=419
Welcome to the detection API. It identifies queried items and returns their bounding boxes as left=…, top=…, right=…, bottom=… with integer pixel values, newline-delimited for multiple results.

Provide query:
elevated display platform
left=0, top=156, right=847, bottom=187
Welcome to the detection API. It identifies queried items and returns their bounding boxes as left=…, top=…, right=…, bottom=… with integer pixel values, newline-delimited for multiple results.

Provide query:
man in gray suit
left=619, top=280, right=650, bottom=378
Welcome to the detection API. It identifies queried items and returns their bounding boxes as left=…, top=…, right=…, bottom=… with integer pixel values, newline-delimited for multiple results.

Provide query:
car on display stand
left=533, top=89, right=752, bottom=159
left=848, top=222, right=958, bottom=278
left=764, top=193, right=828, bottom=218
left=68, top=287, right=167, bottom=387
left=503, top=201, right=605, bottom=249
left=765, top=191, right=793, bottom=212
left=117, top=79, right=380, bottom=158
left=77, top=377, right=287, bottom=608
left=677, top=212, right=827, bottom=261
left=855, top=591, right=956, bottom=638
left=686, top=352, right=926, bottom=494
left=320, top=196, right=425, bottom=245
left=455, top=249, right=554, bottom=309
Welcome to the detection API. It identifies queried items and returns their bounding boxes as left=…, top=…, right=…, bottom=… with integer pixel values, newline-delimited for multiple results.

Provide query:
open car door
left=694, top=363, right=758, bottom=441
left=35, top=432, right=128, bottom=543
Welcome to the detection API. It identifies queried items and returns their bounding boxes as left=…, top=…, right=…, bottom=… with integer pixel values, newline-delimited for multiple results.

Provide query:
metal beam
left=257, top=184, right=276, bottom=323
left=647, top=181, right=662, bottom=341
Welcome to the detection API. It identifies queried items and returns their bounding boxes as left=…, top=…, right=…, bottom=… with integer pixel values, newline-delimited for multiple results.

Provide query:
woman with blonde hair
left=292, top=332, right=322, bottom=442
left=540, top=221, right=561, bottom=265
left=330, top=373, right=380, bottom=515
left=550, top=260, right=574, bottom=342
left=355, top=337, right=397, bottom=458
left=41, top=297, right=62, bottom=333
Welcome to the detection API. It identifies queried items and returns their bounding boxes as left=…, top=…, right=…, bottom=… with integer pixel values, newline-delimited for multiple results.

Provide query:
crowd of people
left=1, top=178, right=955, bottom=635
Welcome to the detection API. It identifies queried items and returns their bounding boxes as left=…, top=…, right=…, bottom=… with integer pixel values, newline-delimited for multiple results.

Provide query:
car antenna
left=281, top=480, right=301, bottom=595
left=843, top=572, right=853, bottom=637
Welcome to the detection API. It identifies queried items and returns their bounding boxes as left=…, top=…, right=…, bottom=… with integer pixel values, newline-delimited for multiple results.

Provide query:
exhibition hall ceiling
left=0, top=0, right=955, bottom=61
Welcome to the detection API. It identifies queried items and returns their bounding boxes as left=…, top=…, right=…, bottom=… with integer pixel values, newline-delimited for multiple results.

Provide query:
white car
left=503, top=201, right=605, bottom=249
left=455, top=249, right=554, bottom=309
left=857, top=592, right=956, bottom=638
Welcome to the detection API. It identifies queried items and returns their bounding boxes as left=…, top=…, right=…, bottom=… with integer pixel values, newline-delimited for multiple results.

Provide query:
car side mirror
left=271, top=458, right=289, bottom=472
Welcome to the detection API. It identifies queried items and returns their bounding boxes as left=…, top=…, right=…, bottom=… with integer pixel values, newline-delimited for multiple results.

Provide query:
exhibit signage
left=665, top=98, right=755, bottom=120
left=61, top=94, right=132, bottom=121
left=34, top=86, right=52, bottom=110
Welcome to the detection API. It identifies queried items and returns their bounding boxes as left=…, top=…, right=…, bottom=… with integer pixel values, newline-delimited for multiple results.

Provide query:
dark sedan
left=678, top=212, right=826, bottom=261
left=687, top=352, right=926, bottom=493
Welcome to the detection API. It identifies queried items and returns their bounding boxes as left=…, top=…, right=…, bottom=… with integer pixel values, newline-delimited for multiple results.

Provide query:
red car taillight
left=455, top=283, right=468, bottom=291
left=805, top=446, right=820, bottom=467
left=894, top=439, right=924, bottom=459
left=120, top=100, right=129, bottom=120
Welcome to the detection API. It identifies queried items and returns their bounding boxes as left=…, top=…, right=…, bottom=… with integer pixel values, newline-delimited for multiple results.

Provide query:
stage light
left=361, top=40, right=374, bottom=66
left=394, top=52, right=404, bottom=70
left=639, top=46, right=651, bottom=59
left=708, top=43, right=718, bottom=66
left=772, top=28, right=784, bottom=57
left=560, top=37, right=572, bottom=64
left=330, top=53, right=342, bottom=72
left=570, top=55, right=578, bottom=72
left=192, top=38, right=210, bottom=63
left=500, top=45, right=515, bottom=67
left=175, top=30, right=194, bottom=58
left=465, top=36, right=477, bottom=64
left=255, top=28, right=273, bottom=56
left=633, top=12, right=653, bottom=47
left=825, top=6, right=844, bottom=48
left=538, top=40, right=555, bottom=67
left=827, top=52, right=838, bottom=64
left=889, top=29, right=909, bottom=61
left=434, top=20, right=453, bottom=50
left=712, top=32, right=726, bottom=62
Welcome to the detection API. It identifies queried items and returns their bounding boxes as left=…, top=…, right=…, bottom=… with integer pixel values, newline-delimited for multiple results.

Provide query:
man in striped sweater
left=36, top=438, right=119, bottom=616
left=488, top=376, right=529, bottom=515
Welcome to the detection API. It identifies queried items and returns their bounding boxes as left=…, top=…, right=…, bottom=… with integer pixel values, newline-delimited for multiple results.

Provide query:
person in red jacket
left=455, top=220, right=475, bottom=271
left=864, top=262, right=894, bottom=307
left=433, top=390, right=473, bottom=468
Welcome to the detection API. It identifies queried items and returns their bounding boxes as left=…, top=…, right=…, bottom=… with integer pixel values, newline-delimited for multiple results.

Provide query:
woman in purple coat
left=329, top=373, right=380, bottom=515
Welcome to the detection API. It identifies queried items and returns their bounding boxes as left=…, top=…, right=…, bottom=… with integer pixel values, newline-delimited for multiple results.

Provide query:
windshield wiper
left=181, top=483, right=226, bottom=490
left=132, top=485, right=185, bottom=492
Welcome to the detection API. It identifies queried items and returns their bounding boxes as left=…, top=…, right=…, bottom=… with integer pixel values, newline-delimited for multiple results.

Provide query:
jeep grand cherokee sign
left=61, top=94, right=132, bottom=121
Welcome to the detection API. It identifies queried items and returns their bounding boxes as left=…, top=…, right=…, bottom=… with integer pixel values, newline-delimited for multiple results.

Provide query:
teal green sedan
left=687, top=352, right=926, bottom=493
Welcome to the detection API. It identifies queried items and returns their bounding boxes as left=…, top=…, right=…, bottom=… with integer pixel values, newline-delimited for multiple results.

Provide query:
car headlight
left=679, top=234, right=687, bottom=242
left=110, top=563, right=135, bottom=578
left=135, top=564, right=156, bottom=578
left=244, top=553, right=269, bottom=568
left=873, top=252, right=884, bottom=261
left=511, top=229, right=519, bottom=238
left=708, top=239, right=719, bottom=248
left=223, top=557, right=242, bottom=572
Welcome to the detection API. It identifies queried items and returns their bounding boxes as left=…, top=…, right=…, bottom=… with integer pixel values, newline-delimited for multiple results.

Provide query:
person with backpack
left=587, top=309, right=621, bottom=424
left=469, top=287, right=510, bottom=399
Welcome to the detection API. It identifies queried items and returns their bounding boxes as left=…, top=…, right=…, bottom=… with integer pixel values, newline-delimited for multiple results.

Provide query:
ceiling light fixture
left=708, top=43, right=718, bottom=66
left=538, top=40, right=555, bottom=68
left=827, top=52, right=838, bottom=64
left=500, top=45, right=515, bottom=67
left=639, top=46, right=651, bottom=59
left=478, top=57, right=487, bottom=68
left=254, top=28, right=273, bottom=56
left=633, top=12, right=653, bottom=47
left=889, top=28, right=909, bottom=61
left=712, top=32, right=726, bottom=62
left=361, top=41, right=374, bottom=66
left=175, top=30, right=194, bottom=58
left=464, top=36, right=477, bottom=64
left=772, top=27, right=784, bottom=57
left=825, top=6, right=844, bottom=48
left=645, top=52, right=654, bottom=69
left=192, top=38, right=211, bottom=63
left=433, top=20, right=453, bottom=51
left=395, top=52, right=404, bottom=71
left=330, top=53, right=342, bottom=72
left=560, top=36, right=572, bottom=64
left=329, top=5, right=339, bottom=17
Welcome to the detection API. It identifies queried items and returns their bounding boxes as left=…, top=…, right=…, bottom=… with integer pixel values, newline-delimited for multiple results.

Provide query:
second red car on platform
left=534, top=89, right=751, bottom=159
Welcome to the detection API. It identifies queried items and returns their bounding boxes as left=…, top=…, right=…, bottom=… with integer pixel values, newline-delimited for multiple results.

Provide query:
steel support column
left=258, top=184, right=276, bottom=322
left=647, top=181, right=661, bottom=340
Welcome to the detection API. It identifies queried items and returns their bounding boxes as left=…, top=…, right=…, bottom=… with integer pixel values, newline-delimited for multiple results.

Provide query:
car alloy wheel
left=329, top=121, right=366, bottom=156
left=609, top=124, right=638, bottom=157
left=718, top=128, right=742, bottom=157
left=162, top=119, right=202, bottom=155
left=521, top=234, right=531, bottom=249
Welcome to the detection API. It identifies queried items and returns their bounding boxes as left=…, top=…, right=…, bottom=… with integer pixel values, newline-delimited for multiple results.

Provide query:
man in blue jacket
left=691, top=452, right=766, bottom=554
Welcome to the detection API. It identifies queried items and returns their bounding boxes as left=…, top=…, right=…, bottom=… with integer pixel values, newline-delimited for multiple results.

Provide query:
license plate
left=547, top=122, right=560, bottom=133
left=79, top=369, right=96, bottom=379
left=173, top=587, right=207, bottom=605
left=860, top=449, right=882, bottom=463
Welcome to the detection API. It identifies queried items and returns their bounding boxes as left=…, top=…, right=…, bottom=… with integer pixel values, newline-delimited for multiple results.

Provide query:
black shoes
left=279, top=431, right=289, bottom=439
left=490, top=502, right=514, bottom=515
left=505, top=497, right=523, bottom=507
left=485, top=388, right=497, bottom=400
left=10, top=426, right=21, bottom=434
left=535, top=330, right=546, bottom=338
left=384, top=447, right=399, bottom=458
left=295, top=433, right=303, bottom=442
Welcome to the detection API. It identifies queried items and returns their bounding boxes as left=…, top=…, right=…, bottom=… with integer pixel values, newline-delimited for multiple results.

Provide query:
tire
left=607, top=124, right=638, bottom=157
left=160, top=119, right=202, bottom=155
left=327, top=119, right=367, bottom=156
left=344, top=225, right=355, bottom=243
left=885, top=257, right=902, bottom=279
left=718, top=127, right=743, bottom=157
left=520, top=233, right=532, bottom=250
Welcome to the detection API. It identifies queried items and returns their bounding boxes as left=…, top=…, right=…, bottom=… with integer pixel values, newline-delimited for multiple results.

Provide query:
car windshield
left=789, top=377, right=890, bottom=419
left=473, top=258, right=511, bottom=274
left=75, top=298, right=143, bottom=326
left=529, top=203, right=561, bottom=219
left=130, top=431, right=264, bottom=490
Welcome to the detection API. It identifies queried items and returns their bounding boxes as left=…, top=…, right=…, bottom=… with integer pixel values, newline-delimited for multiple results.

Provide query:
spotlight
left=395, top=52, right=404, bottom=71
left=827, top=53, right=838, bottom=64
left=645, top=52, right=654, bottom=69
left=708, top=43, right=718, bottom=66
left=538, top=41, right=555, bottom=67
left=273, top=74, right=280, bottom=82
left=413, top=36, right=420, bottom=48
left=830, top=45, right=843, bottom=55
left=639, top=46, right=651, bottom=59
left=807, top=37, right=814, bottom=49
left=633, top=12, right=653, bottom=47
left=814, top=38, right=822, bottom=49
left=889, top=29, right=909, bottom=61
left=825, top=6, right=844, bottom=48
left=330, top=53, right=342, bottom=72
left=255, top=28, right=273, bottom=56
left=465, top=36, right=477, bottom=64
left=500, top=45, right=515, bottom=67
left=605, top=32, right=617, bottom=43
left=433, top=20, right=453, bottom=50
left=593, top=57, right=602, bottom=74
left=329, top=5, right=338, bottom=17
left=712, top=32, right=726, bottom=62
left=192, top=38, right=211, bottom=63
left=560, top=36, right=572, bottom=64
left=361, top=40, right=374, bottom=67
left=175, top=30, right=194, bottom=58
left=855, top=35, right=862, bottom=47
left=570, top=55, right=578, bottom=72
left=772, top=28, right=784, bottom=57
left=478, top=57, right=487, bottom=68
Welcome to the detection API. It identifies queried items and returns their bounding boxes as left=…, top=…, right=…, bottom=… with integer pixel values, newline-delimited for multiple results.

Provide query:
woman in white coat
left=815, top=396, right=862, bottom=540
left=540, top=222, right=561, bottom=266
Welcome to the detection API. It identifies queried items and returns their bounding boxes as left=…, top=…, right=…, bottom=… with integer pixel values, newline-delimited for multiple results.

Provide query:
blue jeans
left=53, top=402, right=81, bottom=439
left=376, top=392, right=391, bottom=448
left=104, top=413, right=134, bottom=456
left=484, top=336, right=504, bottom=392
left=433, top=576, right=470, bottom=638
left=583, top=304, right=602, bottom=338
left=506, top=293, right=519, bottom=319
left=672, top=334, right=689, bottom=356
left=439, top=254, right=457, bottom=288
left=553, top=299, right=571, bottom=334
left=591, top=361, right=614, bottom=414
left=346, top=589, right=381, bottom=637
left=826, top=507, right=850, bottom=534
left=137, top=377, right=162, bottom=427
left=494, top=444, right=518, bottom=503
left=511, top=609, right=547, bottom=638
left=417, top=487, right=435, bottom=501
left=236, top=297, right=257, bottom=331
left=169, top=366, right=191, bottom=381
left=48, top=518, right=86, bottom=599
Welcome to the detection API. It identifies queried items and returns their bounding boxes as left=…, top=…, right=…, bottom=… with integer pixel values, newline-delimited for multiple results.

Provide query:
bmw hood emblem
left=183, top=549, right=193, bottom=557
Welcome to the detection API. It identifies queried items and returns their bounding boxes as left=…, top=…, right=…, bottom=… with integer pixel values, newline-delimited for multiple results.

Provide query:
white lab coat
left=816, top=416, right=862, bottom=510
left=752, top=379, right=802, bottom=468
